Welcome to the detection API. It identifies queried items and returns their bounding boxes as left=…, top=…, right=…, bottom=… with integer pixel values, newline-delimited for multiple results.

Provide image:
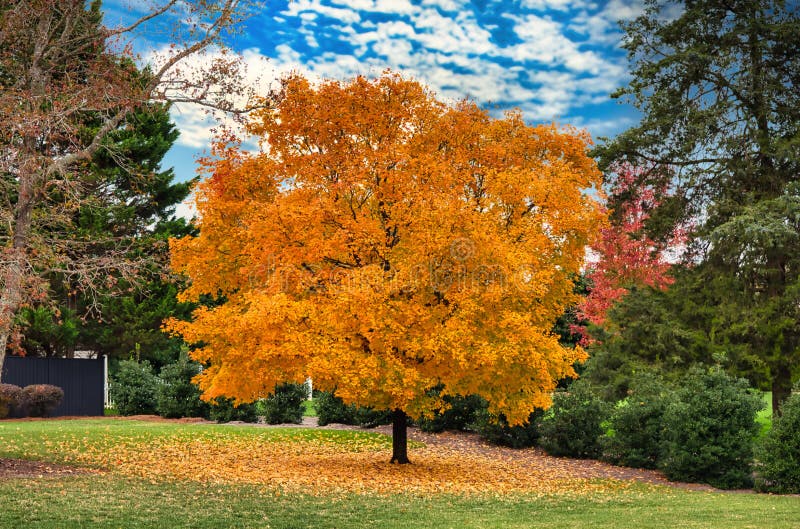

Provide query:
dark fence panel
left=2, top=356, right=104, bottom=416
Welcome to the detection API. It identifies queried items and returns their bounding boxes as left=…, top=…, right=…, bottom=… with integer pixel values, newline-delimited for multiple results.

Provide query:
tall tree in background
left=169, top=73, right=605, bottom=463
left=595, top=0, right=800, bottom=412
left=11, top=102, right=196, bottom=365
left=0, top=0, right=258, bottom=379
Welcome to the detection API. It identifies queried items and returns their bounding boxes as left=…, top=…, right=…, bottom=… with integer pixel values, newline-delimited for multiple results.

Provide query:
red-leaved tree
left=573, top=164, right=684, bottom=343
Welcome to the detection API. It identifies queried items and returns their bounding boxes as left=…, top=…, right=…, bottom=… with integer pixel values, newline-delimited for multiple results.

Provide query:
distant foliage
left=0, top=383, right=23, bottom=419
left=315, top=390, right=391, bottom=428
left=659, top=368, right=763, bottom=489
left=315, top=391, right=356, bottom=426
left=755, top=393, right=800, bottom=494
left=110, top=360, right=160, bottom=415
left=538, top=381, right=610, bottom=458
left=156, top=356, right=208, bottom=419
left=417, top=391, right=487, bottom=433
left=262, top=382, right=308, bottom=425
left=600, top=374, right=672, bottom=469
left=209, top=397, right=259, bottom=423
left=471, top=409, right=544, bottom=448
left=22, top=384, right=64, bottom=417
left=352, top=406, right=392, bottom=428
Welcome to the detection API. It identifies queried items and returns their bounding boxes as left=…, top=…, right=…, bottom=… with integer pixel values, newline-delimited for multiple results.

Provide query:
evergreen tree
left=13, top=102, right=196, bottom=366
left=595, top=0, right=800, bottom=412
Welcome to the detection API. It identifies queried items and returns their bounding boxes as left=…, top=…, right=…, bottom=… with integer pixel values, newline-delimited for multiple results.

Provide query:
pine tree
left=596, top=0, right=800, bottom=412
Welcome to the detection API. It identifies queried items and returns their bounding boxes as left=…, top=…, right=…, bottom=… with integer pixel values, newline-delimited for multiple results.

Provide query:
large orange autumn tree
left=169, top=73, right=605, bottom=463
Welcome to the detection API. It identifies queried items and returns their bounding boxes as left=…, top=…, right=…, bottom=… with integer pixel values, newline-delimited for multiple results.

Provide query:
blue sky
left=103, top=0, right=645, bottom=187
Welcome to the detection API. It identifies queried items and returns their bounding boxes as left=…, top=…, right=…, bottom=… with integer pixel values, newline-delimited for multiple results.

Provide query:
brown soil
left=118, top=414, right=209, bottom=423
left=0, top=458, right=97, bottom=479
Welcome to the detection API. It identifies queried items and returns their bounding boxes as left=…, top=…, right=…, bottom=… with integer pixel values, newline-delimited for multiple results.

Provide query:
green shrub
left=155, top=357, right=208, bottom=419
left=315, top=390, right=356, bottom=426
left=262, top=382, right=308, bottom=424
left=754, top=392, right=800, bottom=493
left=314, top=390, right=391, bottom=427
left=0, top=383, right=23, bottom=419
left=21, top=384, right=64, bottom=417
left=659, top=367, right=763, bottom=489
left=471, top=408, right=544, bottom=448
left=110, top=359, right=160, bottom=415
left=601, top=374, right=672, bottom=469
left=352, top=405, right=392, bottom=428
left=417, top=391, right=487, bottom=433
left=209, top=397, right=259, bottom=423
left=538, top=381, right=610, bottom=458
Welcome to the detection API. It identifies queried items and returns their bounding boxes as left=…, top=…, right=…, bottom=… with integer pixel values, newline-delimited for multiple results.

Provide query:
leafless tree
left=0, top=0, right=264, bottom=377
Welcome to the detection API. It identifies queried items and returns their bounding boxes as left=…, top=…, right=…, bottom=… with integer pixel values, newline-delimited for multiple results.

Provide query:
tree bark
left=0, top=173, right=36, bottom=382
left=390, top=408, right=410, bottom=464
left=772, top=362, right=792, bottom=417
left=0, top=255, right=25, bottom=382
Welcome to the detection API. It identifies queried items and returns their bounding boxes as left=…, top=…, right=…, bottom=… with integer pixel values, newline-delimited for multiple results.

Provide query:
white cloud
left=421, top=0, right=468, bottom=11
left=144, top=46, right=281, bottom=149
left=413, top=9, right=494, bottom=55
left=521, top=0, right=585, bottom=12
left=282, top=0, right=361, bottom=24
left=566, top=115, right=638, bottom=137
left=174, top=196, right=197, bottom=221
left=147, top=0, right=640, bottom=162
left=501, top=14, right=610, bottom=74
left=304, top=33, right=320, bottom=48
left=569, top=0, right=644, bottom=45
left=168, top=107, right=217, bottom=149
left=330, top=0, right=463, bottom=15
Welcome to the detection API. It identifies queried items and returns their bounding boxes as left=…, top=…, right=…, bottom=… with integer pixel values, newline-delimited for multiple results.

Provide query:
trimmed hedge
left=659, top=367, right=763, bottom=489
left=156, top=357, right=208, bottom=419
left=0, top=383, right=23, bottom=419
left=417, top=392, right=487, bottom=434
left=538, top=381, right=611, bottom=458
left=755, top=392, right=800, bottom=493
left=262, top=382, right=308, bottom=424
left=110, top=359, right=160, bottom=416
left=21, top=384, right=64, bottom=417
left=315, top=390, right=357, bottom=426
left=471, top=408, right=544, bottom=448
left=600, top=374, right=671, bottom=469
left=209, top=397, right=259, bottom=423
left=314, top=390, right=391, bottom=427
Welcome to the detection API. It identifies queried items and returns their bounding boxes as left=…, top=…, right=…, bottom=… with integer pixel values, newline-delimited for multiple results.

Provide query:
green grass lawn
left=303, top=398, right=317, bottom=417
left=0, top=419, right=389, bottom=464
left=2, top=473, right=798, bottom=529
left=1, top=418, right=798, bottom=529
left=756, top=392, right=773, bottom=437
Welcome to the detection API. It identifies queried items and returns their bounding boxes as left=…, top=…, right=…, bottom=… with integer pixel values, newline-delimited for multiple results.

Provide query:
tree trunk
left=0, top=257, right=25, bottom=382
left=0, top=327, right=9, bottom=383
left=0, top=174, right=36, bottom=383
left=772, top=362, right=792, bottom=417
left=390, top=408, right=410, bottom=464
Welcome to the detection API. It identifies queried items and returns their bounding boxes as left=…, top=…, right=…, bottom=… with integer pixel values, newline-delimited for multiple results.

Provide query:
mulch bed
left=0, top=458, right=96, bottom=479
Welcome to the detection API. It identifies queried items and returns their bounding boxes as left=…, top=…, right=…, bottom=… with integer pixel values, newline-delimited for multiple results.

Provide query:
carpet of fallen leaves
left=0, top=420, right=683, bottom=497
